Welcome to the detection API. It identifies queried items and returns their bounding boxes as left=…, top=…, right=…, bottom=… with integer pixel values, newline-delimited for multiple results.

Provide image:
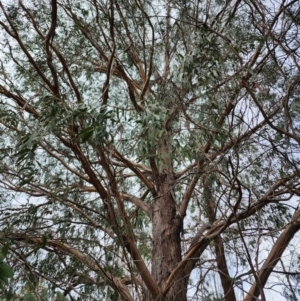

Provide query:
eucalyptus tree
left=0, top=0, right=300, bottom=300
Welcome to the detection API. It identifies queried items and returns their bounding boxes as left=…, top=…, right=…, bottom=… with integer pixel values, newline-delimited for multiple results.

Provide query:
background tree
left=0, top=0, right=300, bottom=300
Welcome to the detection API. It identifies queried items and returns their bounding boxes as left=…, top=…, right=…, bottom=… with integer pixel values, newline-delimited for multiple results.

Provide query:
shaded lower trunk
left=151, top=176, right=186, bottom=301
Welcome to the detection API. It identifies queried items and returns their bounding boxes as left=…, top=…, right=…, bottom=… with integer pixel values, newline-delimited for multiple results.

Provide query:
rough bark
left=151, top=135, right=186, bottom=301
left=152, top=179, right=185, bottom=300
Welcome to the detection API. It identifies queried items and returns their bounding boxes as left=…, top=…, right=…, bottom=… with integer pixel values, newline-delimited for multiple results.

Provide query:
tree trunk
left=152, top=177, right=185, bottom=300
left=151, top=134, right=187, bottom=301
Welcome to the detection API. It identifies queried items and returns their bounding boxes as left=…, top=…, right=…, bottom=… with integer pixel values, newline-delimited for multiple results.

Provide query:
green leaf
left=1, top=245, right=9, bottom=257
left=24, top=293, right=37, bottom=301
left=0, top=263, right=13, bottom=278
left=19, top=177, right=34, bottom=187
left=41, top=234, right=47, bottom=247
left=79, top=126, right=94, bottom=142
left=0, top=275, right=8, bottom=285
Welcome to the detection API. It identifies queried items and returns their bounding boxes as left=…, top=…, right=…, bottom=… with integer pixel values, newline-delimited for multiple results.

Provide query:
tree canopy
left=0, top=0, right=300, bottom=300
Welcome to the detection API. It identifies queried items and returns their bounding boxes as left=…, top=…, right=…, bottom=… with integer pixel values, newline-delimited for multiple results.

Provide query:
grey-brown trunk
left=151, top=175, right=186, bottom=301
